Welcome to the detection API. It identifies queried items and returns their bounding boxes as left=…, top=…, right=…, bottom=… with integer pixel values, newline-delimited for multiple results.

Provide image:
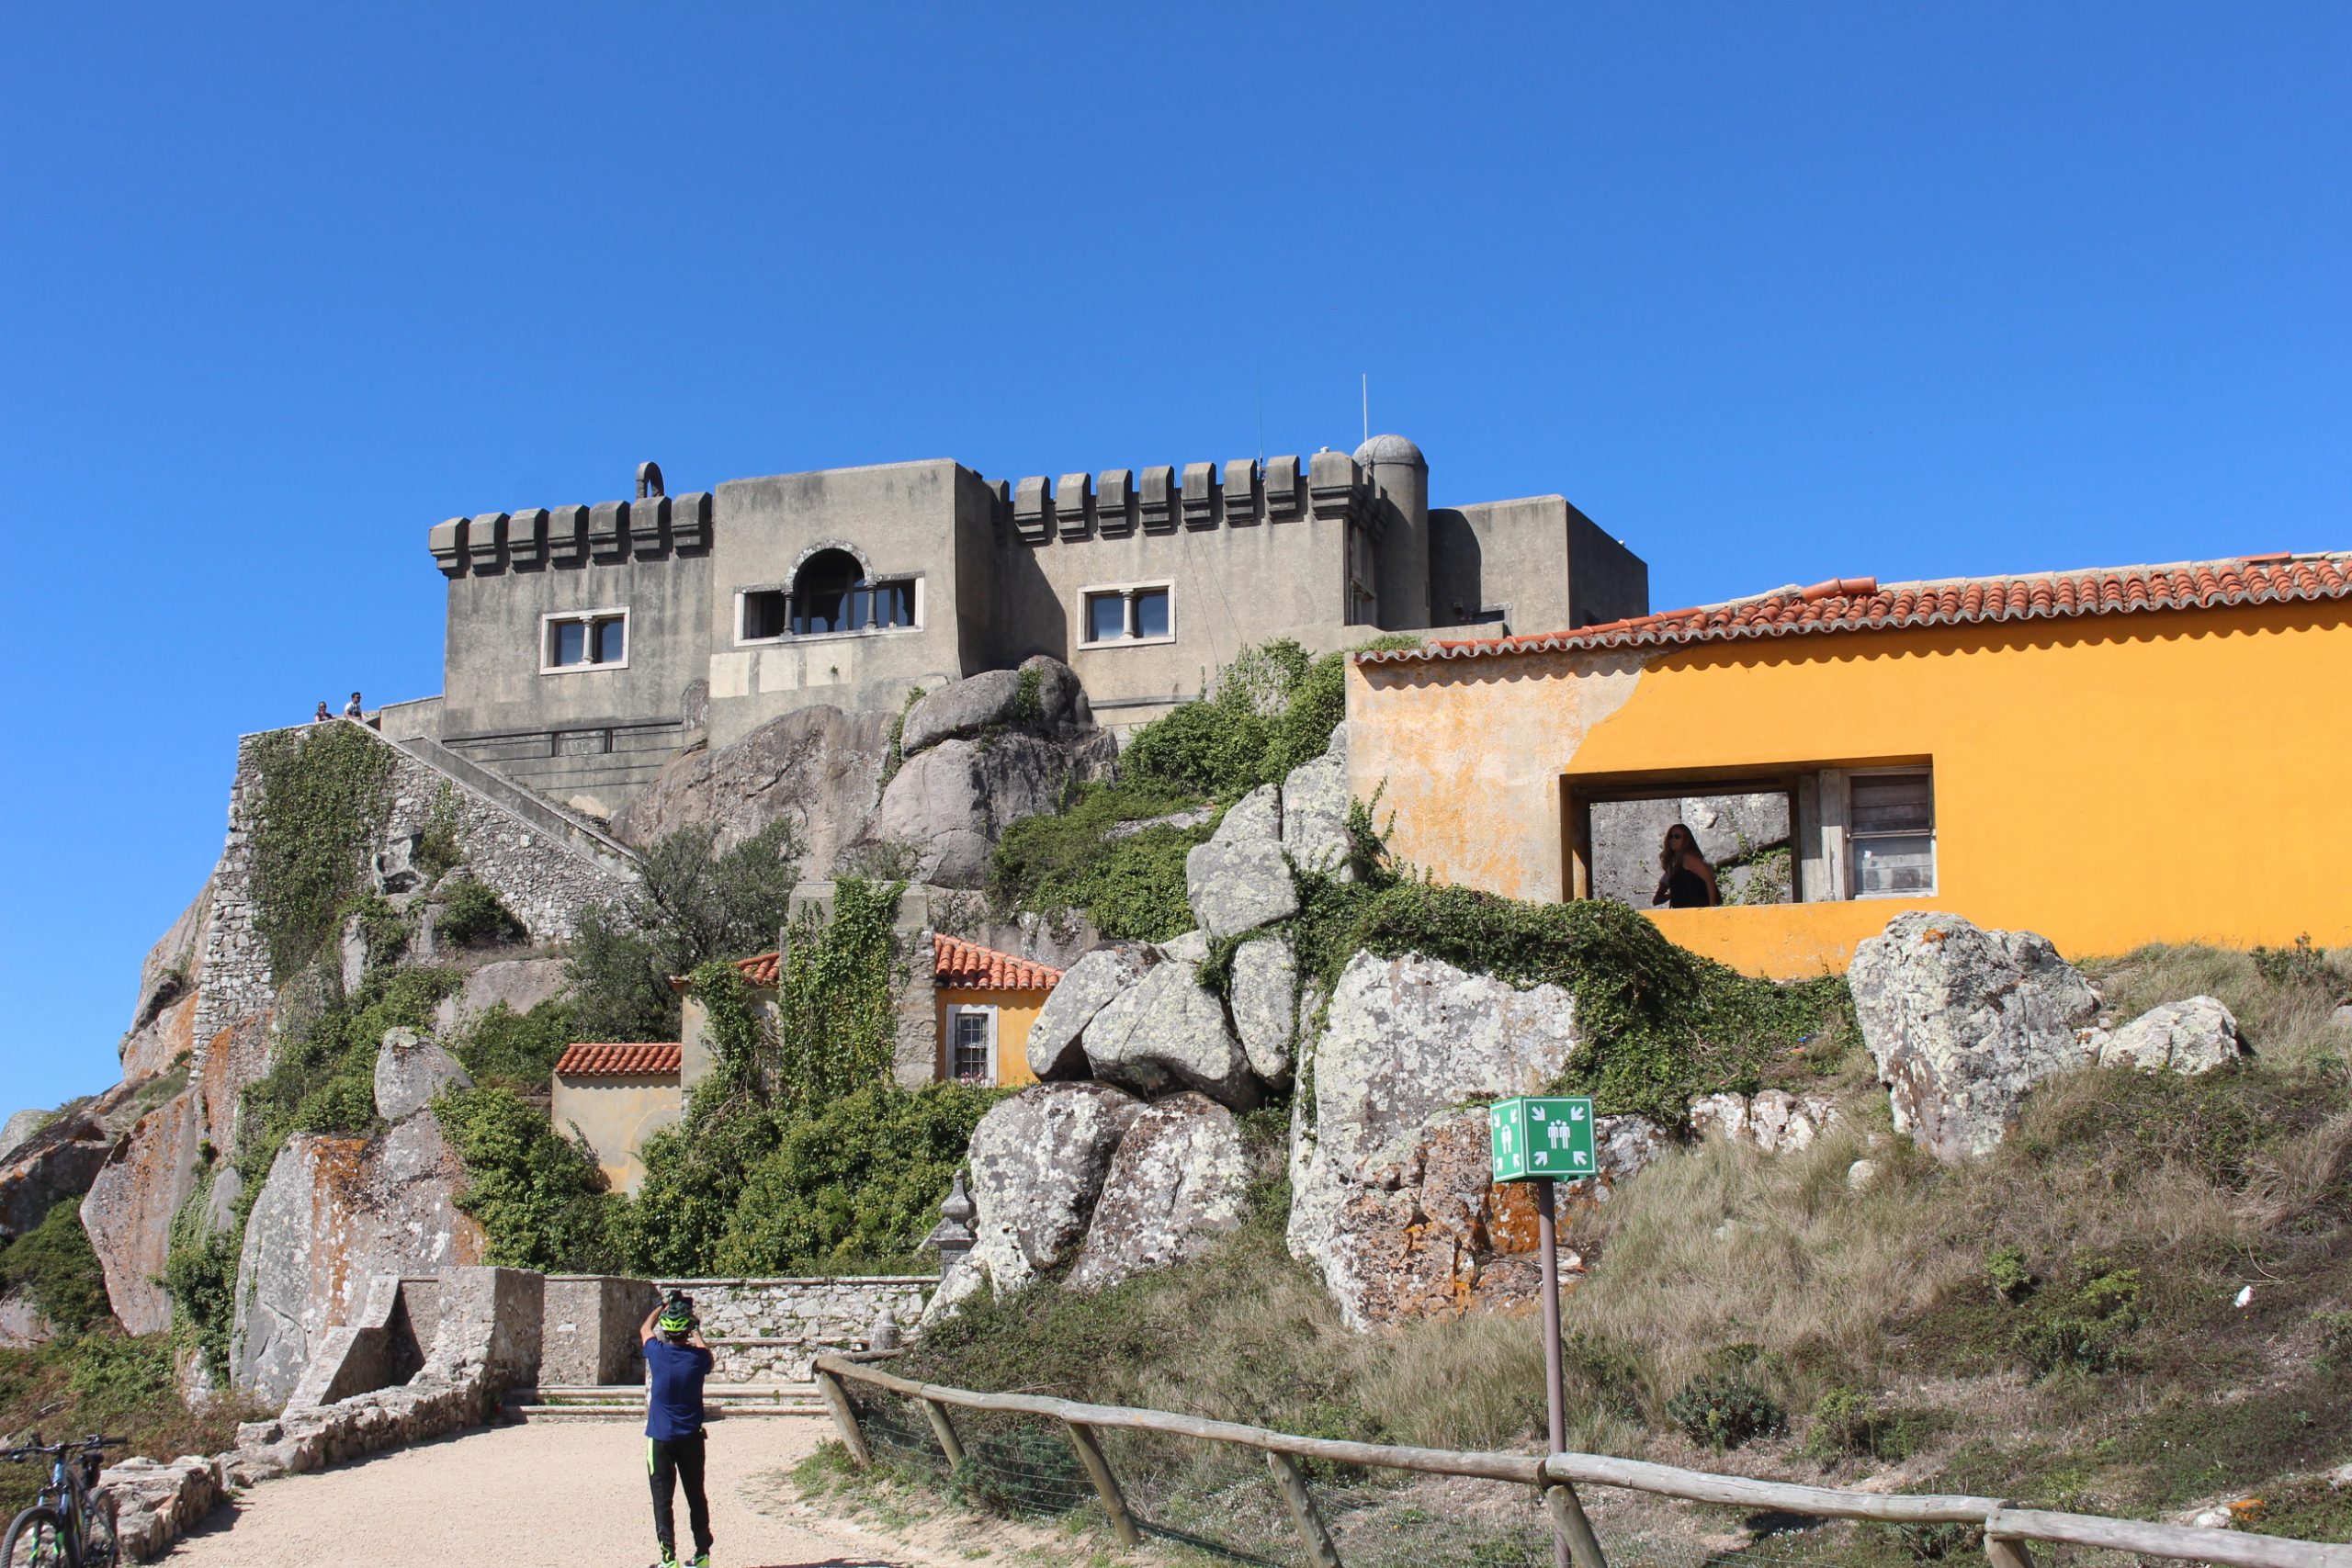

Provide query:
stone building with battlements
left=390, top=437, right=1648, bottom=818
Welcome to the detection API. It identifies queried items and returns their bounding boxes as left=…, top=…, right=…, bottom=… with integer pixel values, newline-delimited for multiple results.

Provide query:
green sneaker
left=690, top=1556, right=710, bottom=1568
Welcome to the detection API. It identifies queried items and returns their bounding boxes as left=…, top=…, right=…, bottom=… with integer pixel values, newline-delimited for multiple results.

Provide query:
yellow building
left=1348, top=552, right=2352, bottom=977
left=929, top=935, right=1060, bottom=1089
left=683, top=935, right=1062, bottom=1091
left=549, top=1042, right=683, bottom=1195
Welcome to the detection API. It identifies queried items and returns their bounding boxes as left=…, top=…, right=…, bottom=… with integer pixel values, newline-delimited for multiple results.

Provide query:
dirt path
left=160, top=1416, right=961, bottom=1568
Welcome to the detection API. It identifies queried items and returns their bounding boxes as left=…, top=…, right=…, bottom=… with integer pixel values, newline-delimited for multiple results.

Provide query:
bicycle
left=0, top=1434, right=124, bottom=1567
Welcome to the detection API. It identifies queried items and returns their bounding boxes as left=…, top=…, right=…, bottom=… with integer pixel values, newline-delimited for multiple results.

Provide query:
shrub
left=1804, top=1388, right=1935, bottom=1462
left=2251, top=934, right=2350, bottom=996
left=2011, top=1259, right=2142, bottom=1376
left=435, top=875, right=524, bottom=947
left=436, top=1083, right=625, bottom=1272
left=345, top=892, right=412, bottom=972
left=0, top=1199, right=112, bottom=1337
left=452, top=998, right=578, bottom=1093
left=66, top=1335, right=171, bottom=1409
left=1665, top=1371, right=1787, bottom=1450
left=713, top=1083, right=1004, bottom=1274
left=1984, top=1244, right=2035, bottom=1302
left=988, top=783, right=1206, bottom=941
left=568, top=820, right=803, bottom=1043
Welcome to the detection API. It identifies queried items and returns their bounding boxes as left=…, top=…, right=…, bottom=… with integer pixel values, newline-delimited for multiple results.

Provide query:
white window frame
left=944, top=1003, right=998, bottom=1085
left=539, top=607, right=630, bottom=674
left=1076, top=579, right=1177, bottom=649
left=1846, top=765, right=1938, bottom=899
left=733, top=574, right=925, bottom=648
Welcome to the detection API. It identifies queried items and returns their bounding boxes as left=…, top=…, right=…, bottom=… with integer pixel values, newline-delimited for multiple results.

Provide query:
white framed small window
left=945, top=1004, right=997, bottom=1085
left=541, top=608, right=629, bottom=673
left=1078, top=581, right=1175, bottom=648
left=1849, top=768, right=1936, bottom=897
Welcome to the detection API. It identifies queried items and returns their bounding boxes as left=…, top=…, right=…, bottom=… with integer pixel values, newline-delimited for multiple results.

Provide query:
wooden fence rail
left=811, top=1354, right=2351, bottom=1568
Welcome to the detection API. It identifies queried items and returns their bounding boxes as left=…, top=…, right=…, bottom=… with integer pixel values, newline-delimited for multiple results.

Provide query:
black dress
left=1663, top=865, right=1712, bottom=908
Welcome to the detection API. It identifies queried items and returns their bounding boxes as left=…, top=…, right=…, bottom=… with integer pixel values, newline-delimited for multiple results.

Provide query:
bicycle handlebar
left=0, top=1434, right=127, bottom=1461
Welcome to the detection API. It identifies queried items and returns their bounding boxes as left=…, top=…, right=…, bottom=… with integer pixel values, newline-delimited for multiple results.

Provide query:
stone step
left=507, top=1403, right=823, bottom=1422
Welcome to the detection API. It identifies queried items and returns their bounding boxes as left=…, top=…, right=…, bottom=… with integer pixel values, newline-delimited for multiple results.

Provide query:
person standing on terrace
left=1652, top=824, right=1720, bottom=908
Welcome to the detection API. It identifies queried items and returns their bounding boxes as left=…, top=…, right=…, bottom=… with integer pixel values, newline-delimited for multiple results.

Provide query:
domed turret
left=1353, top=434, right=1430, bottom=629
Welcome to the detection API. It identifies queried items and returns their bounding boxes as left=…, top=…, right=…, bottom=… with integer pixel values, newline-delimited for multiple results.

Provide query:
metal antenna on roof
left=1257, top=365, right=1265, bottom=469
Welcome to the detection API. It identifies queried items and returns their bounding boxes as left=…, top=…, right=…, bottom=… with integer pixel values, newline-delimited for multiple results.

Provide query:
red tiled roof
left=553, top=1042, right=683, bottom=1077
left=733, top=951, right=781, bottom=987
left=933, top=933, right=1063, bottom=991
left=1356, top=553, right=2352, bottom=665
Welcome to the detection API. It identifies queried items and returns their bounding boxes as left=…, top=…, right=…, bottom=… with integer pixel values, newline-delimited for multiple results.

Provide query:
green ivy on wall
left=247, top=723, right=395, bottom=982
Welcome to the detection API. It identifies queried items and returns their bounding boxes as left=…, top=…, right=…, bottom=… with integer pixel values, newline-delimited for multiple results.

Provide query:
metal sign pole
left=1537, top=1174, right=1571, bottom=1568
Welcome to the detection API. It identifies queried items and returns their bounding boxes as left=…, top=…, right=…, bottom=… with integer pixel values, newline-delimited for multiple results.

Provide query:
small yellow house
left=929, top=934, right=1061, bottom=1089
left=1349, top=551, right=2352, bottom=976
left=683, top=934, right=1063, bottom=1091
left=549, top=1042, right=683, bottom=1195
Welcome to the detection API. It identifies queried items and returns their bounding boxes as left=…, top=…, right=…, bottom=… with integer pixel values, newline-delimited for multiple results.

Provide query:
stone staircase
left=503, top=1382, right=826, bottom=1421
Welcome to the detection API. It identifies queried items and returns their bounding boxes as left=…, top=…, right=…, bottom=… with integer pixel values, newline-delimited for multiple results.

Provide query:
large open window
left=541, top=608, right=628, bottom=672
left=734, top=553, right=920, bottom=644
left=1567, top=763, right=1936, bottom=906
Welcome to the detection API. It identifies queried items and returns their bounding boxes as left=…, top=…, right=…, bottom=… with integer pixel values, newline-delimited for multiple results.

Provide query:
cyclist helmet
left=657, top=1297, right=695, bottom=1338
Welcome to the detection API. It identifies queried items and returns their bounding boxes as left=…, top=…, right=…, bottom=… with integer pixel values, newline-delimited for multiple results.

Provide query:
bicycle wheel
left=0, top=1506, right=69, bottom=1568
left=77, top=1491, right=116, bottom=1568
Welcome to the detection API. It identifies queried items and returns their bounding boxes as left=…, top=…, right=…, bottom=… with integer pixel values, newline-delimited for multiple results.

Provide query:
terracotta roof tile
left=933, top=933, right=1062, bottom=991
left=554, top=1042, right=683, bottom=1077
left=1356, top=553, right=2352, bottom=666
left=733, top=951, right=781, bottom=987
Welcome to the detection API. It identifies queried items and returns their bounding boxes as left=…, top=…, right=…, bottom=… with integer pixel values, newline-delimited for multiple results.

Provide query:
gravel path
left=159, top=1417, right=951, bottom=1568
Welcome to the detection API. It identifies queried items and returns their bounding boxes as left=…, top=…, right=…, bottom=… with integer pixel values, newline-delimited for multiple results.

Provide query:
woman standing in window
left=1651, top=824, right=1720, bottom=908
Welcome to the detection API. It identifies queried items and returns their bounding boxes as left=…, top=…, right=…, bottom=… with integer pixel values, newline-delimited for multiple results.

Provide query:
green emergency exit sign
left=1488, top=1096, right=1597, bottom=1182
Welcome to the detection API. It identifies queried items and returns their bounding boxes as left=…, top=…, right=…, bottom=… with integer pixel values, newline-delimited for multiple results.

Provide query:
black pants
left=648, top=1431, right=712, bottom=1558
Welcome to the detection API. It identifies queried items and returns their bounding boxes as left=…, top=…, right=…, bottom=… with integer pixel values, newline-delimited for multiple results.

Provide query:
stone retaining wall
left=97, top=1266, right=544, bottom=1561
left=654, top=1276, right=933, bottom=1382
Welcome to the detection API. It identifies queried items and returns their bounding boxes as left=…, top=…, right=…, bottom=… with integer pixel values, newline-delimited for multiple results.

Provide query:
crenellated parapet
left=998, top=450, right=1369, bottom=547
left=428, top=491, right=713, bottom=578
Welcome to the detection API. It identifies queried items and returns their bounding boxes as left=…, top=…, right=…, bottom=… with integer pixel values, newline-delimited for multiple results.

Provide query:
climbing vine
left=248, top=723, right=395, bottom=981
left=772, top=877, right=906, bottom=1117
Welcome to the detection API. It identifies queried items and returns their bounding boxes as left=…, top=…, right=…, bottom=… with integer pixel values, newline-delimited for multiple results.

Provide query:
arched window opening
left=775, top=549, right=917, bottom=637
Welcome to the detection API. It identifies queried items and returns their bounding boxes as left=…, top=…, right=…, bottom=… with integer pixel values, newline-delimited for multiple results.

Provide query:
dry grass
left=2083, top=941, right=2352, bottom=1069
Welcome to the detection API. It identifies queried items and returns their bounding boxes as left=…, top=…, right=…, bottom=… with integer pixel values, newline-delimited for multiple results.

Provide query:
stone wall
left=542, top=1274, right=662, bottom=1386
left=654, top=1276, right=933, bottom=1383
left=373, top=728, right=637, bottom=942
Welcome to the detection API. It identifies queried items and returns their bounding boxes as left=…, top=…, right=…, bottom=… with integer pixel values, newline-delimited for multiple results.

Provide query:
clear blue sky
left=4, top=3, right=2346, bottom=1111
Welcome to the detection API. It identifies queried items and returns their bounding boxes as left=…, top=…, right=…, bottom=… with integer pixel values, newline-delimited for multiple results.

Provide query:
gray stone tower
left=1356, top=433, right=1430, bottom=629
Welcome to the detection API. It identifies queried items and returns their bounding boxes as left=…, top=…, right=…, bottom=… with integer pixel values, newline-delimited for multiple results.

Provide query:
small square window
left=544, top=610, right=628, bottom=671
left=1133, top=588, right=1170, bottom=639
left=1849, top=769, right=1936, bottom=897
left=742, top=590, right=789, bottom=640
left=1086, top=592, right=1128, bottom=644
left=1080, top=584, right=1173, bottom=646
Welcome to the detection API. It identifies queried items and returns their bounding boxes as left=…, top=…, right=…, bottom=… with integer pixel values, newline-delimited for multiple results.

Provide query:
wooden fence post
left=1266, top=1450, right=1345, bottom=1568
left=811, top=1367, right=870, bottom=1467
left=1062, top=1420, right=1142, bottom=1548
left=1984, top=1510, right=2036, bottom=1568
left=922, top=1396, right=967, bottom=1470
left=1544, top=1481, right=1612, bottom=1568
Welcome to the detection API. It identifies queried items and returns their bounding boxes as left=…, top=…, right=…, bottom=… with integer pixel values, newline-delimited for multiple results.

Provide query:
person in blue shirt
left=641, top=1293, right=716, bottom=1568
